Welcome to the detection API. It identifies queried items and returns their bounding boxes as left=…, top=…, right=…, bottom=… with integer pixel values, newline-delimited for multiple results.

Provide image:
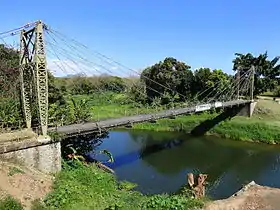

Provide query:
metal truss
left=19, top=21, right=48, bottom=136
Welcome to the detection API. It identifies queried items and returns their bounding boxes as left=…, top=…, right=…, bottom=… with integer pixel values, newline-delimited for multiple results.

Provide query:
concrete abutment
left=0, top=134, right=61, bottom=174
left=236, top=101, right=257, bottom=117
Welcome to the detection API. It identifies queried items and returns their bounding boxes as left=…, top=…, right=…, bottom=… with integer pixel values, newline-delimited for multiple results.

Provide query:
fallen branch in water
left=66, top=147, right=115, bottom=174
left=95, top=161, right=115, bottom=174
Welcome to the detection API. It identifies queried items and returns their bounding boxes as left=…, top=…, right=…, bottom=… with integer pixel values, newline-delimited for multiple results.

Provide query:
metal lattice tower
left=19, top=21, right=48, bottom=137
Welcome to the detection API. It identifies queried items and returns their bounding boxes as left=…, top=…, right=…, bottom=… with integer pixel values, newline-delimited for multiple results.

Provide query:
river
left=90, top=130, right=280, bottom=199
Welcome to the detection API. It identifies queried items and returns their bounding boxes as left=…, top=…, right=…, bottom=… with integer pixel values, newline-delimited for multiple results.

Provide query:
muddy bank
left=203, top=181, right=280, bottom=210
left=0, top=160, right=53, bottom=209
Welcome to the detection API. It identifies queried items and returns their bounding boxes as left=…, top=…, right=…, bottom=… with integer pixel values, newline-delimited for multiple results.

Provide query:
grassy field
left=132, top=98, right=280, bottom=144
left=69, top=94, right=160, bottom=121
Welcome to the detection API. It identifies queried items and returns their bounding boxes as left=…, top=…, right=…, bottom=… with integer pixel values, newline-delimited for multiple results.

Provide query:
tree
left=48, top=71, right=66, bottom=105
left=0, top=44, right=65, bottom=128
left=141, top=57, right=194, bottom=102
left=192, top=68, right=231, bottom=101
left=206, top=69, right=232, bottom=100
left=193, top=68, right=212, bottom=100
left=127, top=79, right=147, bottom=105
left=0, top=44, right=20, bottom=98
left=69, top=76, right=94, bottom=95
left=232, top=52, right=280, bottom=96
left=99, top=76, right=126, bottom=93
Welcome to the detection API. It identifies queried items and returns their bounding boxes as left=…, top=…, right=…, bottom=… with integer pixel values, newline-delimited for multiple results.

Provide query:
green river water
left=93, top=130, right=280, bottom=199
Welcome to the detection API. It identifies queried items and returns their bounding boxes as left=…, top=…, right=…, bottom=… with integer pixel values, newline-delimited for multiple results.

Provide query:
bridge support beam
left=0, top=135, right=61, bottom=174
left=236, top=101, right=257, bottom=117
left=19, top=21, right=48, bottom=138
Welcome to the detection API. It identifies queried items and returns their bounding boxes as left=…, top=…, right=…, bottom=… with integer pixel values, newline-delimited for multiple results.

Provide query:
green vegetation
left=0, top=196, right=23, bottom=210
left=233, top=52, right=280, bottom=96
left=8, top=166, right=25, bottom=176
left=1, top=42, right=280, bottom=209
left=133, top=98, right=280, bottom=144
left=28, top=162, right=204, bottom=210
left=1, top=44, right=280, bottom=131
left=134, top=114, right=280, bottom=144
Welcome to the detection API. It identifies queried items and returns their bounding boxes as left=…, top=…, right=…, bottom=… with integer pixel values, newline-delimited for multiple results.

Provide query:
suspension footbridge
left=0, top=21, right=256, bottom=172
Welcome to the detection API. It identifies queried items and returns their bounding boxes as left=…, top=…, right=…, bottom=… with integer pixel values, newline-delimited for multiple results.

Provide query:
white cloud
left=110, top=66, right=118, bottom=70
left=47, top=58, right=136, bottom=78
left=48, top=59, right=108, bottom=77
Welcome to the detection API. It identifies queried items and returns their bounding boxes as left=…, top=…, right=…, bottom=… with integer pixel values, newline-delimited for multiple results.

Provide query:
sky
left=1, top=0, right=280, bottom=77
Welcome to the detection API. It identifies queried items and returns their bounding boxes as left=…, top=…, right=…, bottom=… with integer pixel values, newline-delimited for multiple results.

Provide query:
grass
left=0, top=129, right=37, bottom=141
left=41, top=96, right=280, bottom=209
left=69, top=94, right=280, bottom=144
left=260, top=91, right=275, bottom=97
left=2, top=95, right=279, bottom=209
left=0, top=163, right=204, bottom=210
left=31, top=162, right=204, bottom=210
left=91, top=104, right=156, bottom=121
left=8, top=166, right=25, bottom=176
left=67, top=94, right=159, bottom=121
left=132, top=98, right=280, bottom=144
left=0, top=196, right=23, bottom=210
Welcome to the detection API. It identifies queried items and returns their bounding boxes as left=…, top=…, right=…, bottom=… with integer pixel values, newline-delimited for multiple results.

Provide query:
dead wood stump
left=187, top=173, right=208, bottom=198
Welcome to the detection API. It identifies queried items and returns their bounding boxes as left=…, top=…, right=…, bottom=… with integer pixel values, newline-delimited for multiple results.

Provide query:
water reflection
left=95, top=130, right=280, bottom=199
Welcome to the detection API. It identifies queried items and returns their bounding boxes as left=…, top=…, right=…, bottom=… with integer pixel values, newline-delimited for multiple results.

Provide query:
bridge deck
left=49, top=100, right=251, bottom=136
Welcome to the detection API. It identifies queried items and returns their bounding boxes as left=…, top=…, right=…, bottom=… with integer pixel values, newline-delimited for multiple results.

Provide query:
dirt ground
left=0, top=160, right=53, bottom=209
left=203, top=183, right=280, bottom=210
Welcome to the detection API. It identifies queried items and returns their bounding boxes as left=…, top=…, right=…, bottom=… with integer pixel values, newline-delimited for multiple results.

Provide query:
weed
left=42, top=162, right=203, bottom=210
left=118, top=181, right=138, bottom=191
left=8, top=167, right=24, bottom=176
left=0, top=196, right=23, bottom=210
left=30, top=199, right=47, bottom=210
left=143, top=194, right=203, bottom=210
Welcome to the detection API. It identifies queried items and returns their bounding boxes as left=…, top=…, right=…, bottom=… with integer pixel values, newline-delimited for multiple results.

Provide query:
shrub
left=0, top=196, right=23, bottom=210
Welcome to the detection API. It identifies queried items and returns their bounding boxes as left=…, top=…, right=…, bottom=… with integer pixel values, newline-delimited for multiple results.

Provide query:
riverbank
left=43, top=162, right=204, bottom=209
left=3, top=162, right=280, bottom=210
left=132, top=98, right=280, bottom=144
left=0, top=161, right=204, bottom=210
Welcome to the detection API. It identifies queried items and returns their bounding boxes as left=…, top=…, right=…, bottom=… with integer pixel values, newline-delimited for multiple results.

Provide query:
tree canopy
left=141, top=57, right=193, bottom=101
left=0, top=44, right=20, bottom=98
left=140, top=57, right=232, bottom=103
left=232, top=52, right=280, bottom=95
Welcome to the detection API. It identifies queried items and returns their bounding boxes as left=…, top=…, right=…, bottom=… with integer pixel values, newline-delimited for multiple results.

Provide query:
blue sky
left=1, top=0, right=280, bottom=76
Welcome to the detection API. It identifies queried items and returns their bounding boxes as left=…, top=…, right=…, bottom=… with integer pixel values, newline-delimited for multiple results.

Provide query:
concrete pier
left=0, top=130, right=61, bottom=173
left=237, top=101, right=257, bottom=117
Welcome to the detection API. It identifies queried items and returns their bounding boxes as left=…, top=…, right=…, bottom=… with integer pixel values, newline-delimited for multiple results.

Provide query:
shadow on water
left=94, top=130, right=280, bottom=199
left=191, top=106, right=244, bottom=136
left=105, top=137, right=185, bottom=169
left=61, top=122, right=280, bottom=200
